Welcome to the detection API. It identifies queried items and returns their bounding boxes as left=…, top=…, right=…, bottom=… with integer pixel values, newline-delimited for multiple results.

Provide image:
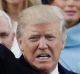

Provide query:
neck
left=7, top=2, right=24, bottom=21
left=65, top=20, right=79, bottom=29
left=41, top=71, right=50, bottom=74
left=40, top=69, right=52, bottom=74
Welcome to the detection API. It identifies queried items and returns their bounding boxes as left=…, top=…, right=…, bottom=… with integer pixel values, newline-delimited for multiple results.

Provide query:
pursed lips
left=65, top=10, right=77, bottom=16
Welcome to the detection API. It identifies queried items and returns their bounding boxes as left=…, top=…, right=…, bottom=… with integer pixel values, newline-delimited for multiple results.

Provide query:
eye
left=0, top=32, right=9, bottom=38
left=45, top=35, right=56, bottom=41
left=29, top=35, right=40, bottom=42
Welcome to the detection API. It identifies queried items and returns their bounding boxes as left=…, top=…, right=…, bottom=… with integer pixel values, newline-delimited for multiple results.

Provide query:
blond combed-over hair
left=17, top=5, right=66, bottom=37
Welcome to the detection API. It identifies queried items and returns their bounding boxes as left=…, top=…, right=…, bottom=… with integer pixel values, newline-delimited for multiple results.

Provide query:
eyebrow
left=29, top=33, right=56, bottom=37
left=0, top=32, right=9, bottom=36
left=45, top=33, right=56, bottom=37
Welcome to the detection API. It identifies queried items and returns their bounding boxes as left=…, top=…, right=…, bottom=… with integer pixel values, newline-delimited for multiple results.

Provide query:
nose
left=67, top=0, right=75, bottom=7
left=38, top=37, right=48, bottom=50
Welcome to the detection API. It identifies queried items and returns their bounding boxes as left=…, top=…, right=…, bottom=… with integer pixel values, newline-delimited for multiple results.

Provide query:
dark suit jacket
left=0, top=44, right=77, bottom=74
left=18, top=55, right=77, bottom=74
left=41, top=0, right=49, bottom=4
left=58, top=63, right=77, bottom=74
left=0, top=44, right=41, bottom=74
left=0, top=44, right=25, bottom=74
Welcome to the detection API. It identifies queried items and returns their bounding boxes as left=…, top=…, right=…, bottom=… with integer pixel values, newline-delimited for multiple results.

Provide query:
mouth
left=35, top=53, right=51, bottom=62
left=65, top=10, right=77, bottom=16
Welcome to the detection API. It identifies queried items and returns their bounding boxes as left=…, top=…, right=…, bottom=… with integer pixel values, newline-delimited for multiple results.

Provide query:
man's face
left=51, top=0, right=80, bottom=22
left=0, top=17, right=14, bottom=49
left=18, top=22, right=65, bottom=72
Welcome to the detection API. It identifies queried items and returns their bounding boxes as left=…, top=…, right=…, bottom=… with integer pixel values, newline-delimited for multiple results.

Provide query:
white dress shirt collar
left=51, top=65, right=59, bottom=74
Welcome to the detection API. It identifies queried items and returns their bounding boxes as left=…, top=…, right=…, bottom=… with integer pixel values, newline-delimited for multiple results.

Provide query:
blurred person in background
left=0, top=0, right=41, bottom=21
left=42, top=0, right=80, bottom=73
left=0, top=10, right=14, bottom=49
left=0, top=10, right=38, bottom=74
left=0, top=0, right=41, bottom=58
left=0, top=10, right=19, bottom=74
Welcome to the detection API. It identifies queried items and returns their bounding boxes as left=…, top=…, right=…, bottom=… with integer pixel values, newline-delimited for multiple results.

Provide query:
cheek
left=77, top=7, right=80, bottom=16
left=1, top=39, right=12, bottom=49
left=22, top=42, right=37, bottom=61
left=53, top=1, right=65, bottom=9
left=22, top=46, right=33, bottom=62
left=7, top=39, right=13, bottom=48
left=51, top=41, right=62, bottom=61
left=76, top=2, right=80, bottom=9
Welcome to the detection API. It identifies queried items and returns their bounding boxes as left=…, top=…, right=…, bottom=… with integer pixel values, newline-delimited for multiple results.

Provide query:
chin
left=38, top=66, right=54, bottom=74
left=66, top=16, right=79, bottom=21
left=35, top=63, right=56, bottom=73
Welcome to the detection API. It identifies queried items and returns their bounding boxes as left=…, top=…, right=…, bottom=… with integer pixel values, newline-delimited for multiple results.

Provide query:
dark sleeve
left=41, top=0, right=49, bottom=4
left=0, top=44, right=26, bottom=74
left=0, top=44, right=9, bottom=59
left=0, top=57, right=6, bottom=74
left=58, top=63, right=78, bottom=74
left=0, top=44, right=15, bottom=60
left=0, top=44, right=6, bottom=74
left=0, top=44, right=15, bottom=74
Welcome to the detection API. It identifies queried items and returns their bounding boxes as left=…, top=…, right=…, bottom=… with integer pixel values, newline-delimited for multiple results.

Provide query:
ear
left=62, top=32, right=67, bottom=49
left=11, top=32, right=15, bottom=42
left=16, top=36, right=22, bottom=45
left=12, top=32, right=15, bottom=41
left=16, top=35, right=24, bottom=52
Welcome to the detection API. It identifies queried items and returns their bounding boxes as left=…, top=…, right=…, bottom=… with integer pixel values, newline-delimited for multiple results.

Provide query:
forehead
left=23, top=22, right=61, bottom=35
left=0, top=17, right=10, bottom=32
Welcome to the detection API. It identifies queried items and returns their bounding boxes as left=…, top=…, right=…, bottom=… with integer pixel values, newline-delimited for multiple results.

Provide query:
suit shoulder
left=58, top=63, right=77, bottom=74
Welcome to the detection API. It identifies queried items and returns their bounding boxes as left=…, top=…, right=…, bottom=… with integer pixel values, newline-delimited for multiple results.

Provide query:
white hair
left=17, top=5, right=66, bottom=36
left=0, top=10, right=12, bottom=30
